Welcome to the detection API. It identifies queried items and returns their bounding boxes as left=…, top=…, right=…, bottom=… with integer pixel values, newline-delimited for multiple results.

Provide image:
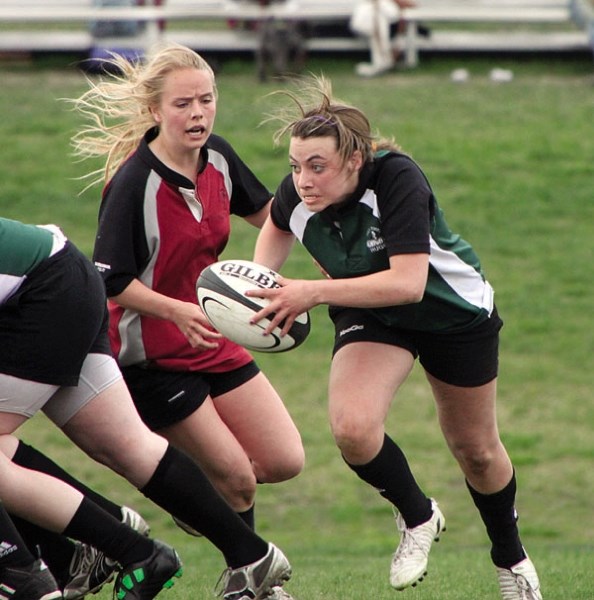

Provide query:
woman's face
left=289, top=135, right=362, bottom=212
left=150, top=67, right=217, bottom=154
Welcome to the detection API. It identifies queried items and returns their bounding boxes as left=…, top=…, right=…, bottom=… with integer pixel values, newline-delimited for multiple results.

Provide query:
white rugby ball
left=196, top=260, right=310, bottom=353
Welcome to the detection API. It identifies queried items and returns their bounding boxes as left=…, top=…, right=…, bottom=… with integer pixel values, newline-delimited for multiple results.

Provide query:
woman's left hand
left=246, top=276, right=317, bottom=336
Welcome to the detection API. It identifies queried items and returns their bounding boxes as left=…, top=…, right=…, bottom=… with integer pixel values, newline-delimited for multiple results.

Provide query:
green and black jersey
left=0, top=217, right=54, bottom=304
left=270, top=151, right=494, bottom=333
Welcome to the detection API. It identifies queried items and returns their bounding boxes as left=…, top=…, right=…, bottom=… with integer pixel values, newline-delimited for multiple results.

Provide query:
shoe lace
left=394, top=531, right=417, bottom=559
left=214, top=567, right=257, bottom=600
left=69, top=543, right=96, bottom=577
left=498, top=568, right=539, bottom=600
left=513, top=572, right=540, bottom=600
left=394, top=515, right=425, bottom=559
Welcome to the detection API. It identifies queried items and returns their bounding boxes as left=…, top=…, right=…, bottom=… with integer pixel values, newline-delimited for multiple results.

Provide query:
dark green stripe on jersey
left=0, top=218, right=53, bottom=275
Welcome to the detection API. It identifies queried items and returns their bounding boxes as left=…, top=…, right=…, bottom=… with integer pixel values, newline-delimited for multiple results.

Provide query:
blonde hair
left=69, top=43, right=216, bottom=188
left=266, top=75, right=400, bottom=166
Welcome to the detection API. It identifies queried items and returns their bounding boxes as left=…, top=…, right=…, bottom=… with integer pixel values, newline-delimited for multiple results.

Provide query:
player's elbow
left=392, top=283, right=425, bottom=306
left=406, top=286, right=425, bottom=304
left=387, top=254, right=428, bottom=305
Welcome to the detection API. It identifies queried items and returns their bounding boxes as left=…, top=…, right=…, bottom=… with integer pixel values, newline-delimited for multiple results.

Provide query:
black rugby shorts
left=0, top=243, right=111, bottom=386
left=331, top=307, right=503, bottom=387
left=121, top=361, right=260, bottom=430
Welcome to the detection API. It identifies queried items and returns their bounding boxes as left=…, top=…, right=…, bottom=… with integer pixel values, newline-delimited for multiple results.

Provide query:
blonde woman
left=71, top=43, right=302, bottom=600
left=249, top=76, right=543, bottom=600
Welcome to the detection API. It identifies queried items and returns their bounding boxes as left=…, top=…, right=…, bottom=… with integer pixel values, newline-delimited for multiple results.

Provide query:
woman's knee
left=450, top=441, right=500, bottom=478
left=215, top=470, right=258, bottom=511
left=330, top=415, right=381, bottom=462
left=255, top=445, right=305, bottom=483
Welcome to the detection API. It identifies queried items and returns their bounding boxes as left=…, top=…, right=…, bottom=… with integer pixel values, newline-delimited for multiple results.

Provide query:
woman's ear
left=150, top=106, right=161, bottom=124
left=350, top=150, right=364, bottom=172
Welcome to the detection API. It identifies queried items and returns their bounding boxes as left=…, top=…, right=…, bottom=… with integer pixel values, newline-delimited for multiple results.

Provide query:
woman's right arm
left=253, top=215, right=296, bottom=272
left=112, top=279, right=221, bottom=350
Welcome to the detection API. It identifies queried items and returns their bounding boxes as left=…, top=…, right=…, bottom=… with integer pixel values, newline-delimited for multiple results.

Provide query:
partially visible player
left=248, top=76, right=543, bottom=599
left=0, top=435, right=149, bottom=598
left=0, top=447, right=180, bottom=600
left=0, top=216, right=293, bottom=599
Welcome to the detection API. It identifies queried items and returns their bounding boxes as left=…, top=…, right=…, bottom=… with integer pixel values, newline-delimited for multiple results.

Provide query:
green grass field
left=1, top=52, right=593, bottom=599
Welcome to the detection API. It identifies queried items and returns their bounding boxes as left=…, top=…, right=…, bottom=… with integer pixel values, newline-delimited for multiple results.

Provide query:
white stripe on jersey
left=289, top=201, right=314, bottom=242
left=429, top=237, right=494, bottom=314
left=0, top=273, right=25, bottom=305
left=359, top=188, right=381, bottom=217
left=209, top=149, right=233, bottom=199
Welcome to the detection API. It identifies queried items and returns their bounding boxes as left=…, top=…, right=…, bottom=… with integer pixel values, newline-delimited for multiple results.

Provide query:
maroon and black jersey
left=93, top=128, right=272, bottom=372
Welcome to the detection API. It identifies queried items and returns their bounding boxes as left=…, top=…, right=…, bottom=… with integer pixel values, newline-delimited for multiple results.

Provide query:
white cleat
left=219, top=543, right=292, bottom=600
left=497, top=554, right=543, bottom=600
left=390, top=499, right=446, bottom=590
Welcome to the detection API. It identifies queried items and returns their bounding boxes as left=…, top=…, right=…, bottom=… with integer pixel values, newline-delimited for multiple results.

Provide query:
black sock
left=13, top=441, right=122, bottom=520
left=466, top=473, right=525, bottom=568
left=63, top=497, right=153, bottom=567
left=140, top=445, right=268, bottom=568
left=345, top=434, right=432, bottom=527
left=9, top=515, right=74, bottom=587
left=238, top=505, right=255, bottom=531
left=0, top=505, right=36, bottom=569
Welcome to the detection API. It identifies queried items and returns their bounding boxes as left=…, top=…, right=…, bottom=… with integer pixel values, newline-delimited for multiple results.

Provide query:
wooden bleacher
left=0, top=0, right=591, bottom=69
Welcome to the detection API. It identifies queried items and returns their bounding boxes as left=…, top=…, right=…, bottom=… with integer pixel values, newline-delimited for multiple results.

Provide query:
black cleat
left=0, top=558, right=62, bottom=600
left=113, top=540, right=182, bottom=600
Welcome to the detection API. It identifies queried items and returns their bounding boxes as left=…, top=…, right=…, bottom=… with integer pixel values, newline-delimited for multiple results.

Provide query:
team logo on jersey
left=366, top=226, right=386, bottom=252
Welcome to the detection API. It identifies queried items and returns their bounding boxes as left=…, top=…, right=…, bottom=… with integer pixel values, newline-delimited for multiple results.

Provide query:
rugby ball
left=196, top=260, right=310, bottom=353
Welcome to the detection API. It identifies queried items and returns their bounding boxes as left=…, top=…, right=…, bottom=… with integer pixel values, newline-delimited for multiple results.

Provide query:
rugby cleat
left=390, top=498, right=446, bottom=590
left=496, top=554, right=542, bottom=600
left=63, top=505, right=150, bottom=599
left=219, top=543, right=291, bottom=600
left=63, top=541, right=113, bottom=599
left=0, top=558, right=62, bottom=600
left=113, top=540, right=182, bottom=600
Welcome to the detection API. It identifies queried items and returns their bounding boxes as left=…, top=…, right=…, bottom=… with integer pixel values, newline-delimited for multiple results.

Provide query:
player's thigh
left=159, top=396, right=255, bottom=482
left=329, top=342, right=415, bottom=431
left=428, top=373, right=500, bottom=449
left=213, top=373, right=304, bottom=479
left=61, top=378, right=167, bottom=487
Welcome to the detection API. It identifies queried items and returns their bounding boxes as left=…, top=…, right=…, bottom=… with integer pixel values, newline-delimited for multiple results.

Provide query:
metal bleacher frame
left=0, top=0, right=591, bottom=69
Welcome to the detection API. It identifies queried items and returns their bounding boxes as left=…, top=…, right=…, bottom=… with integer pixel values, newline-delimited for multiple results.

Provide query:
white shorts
left=0, top=353, right=122, bottom=427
